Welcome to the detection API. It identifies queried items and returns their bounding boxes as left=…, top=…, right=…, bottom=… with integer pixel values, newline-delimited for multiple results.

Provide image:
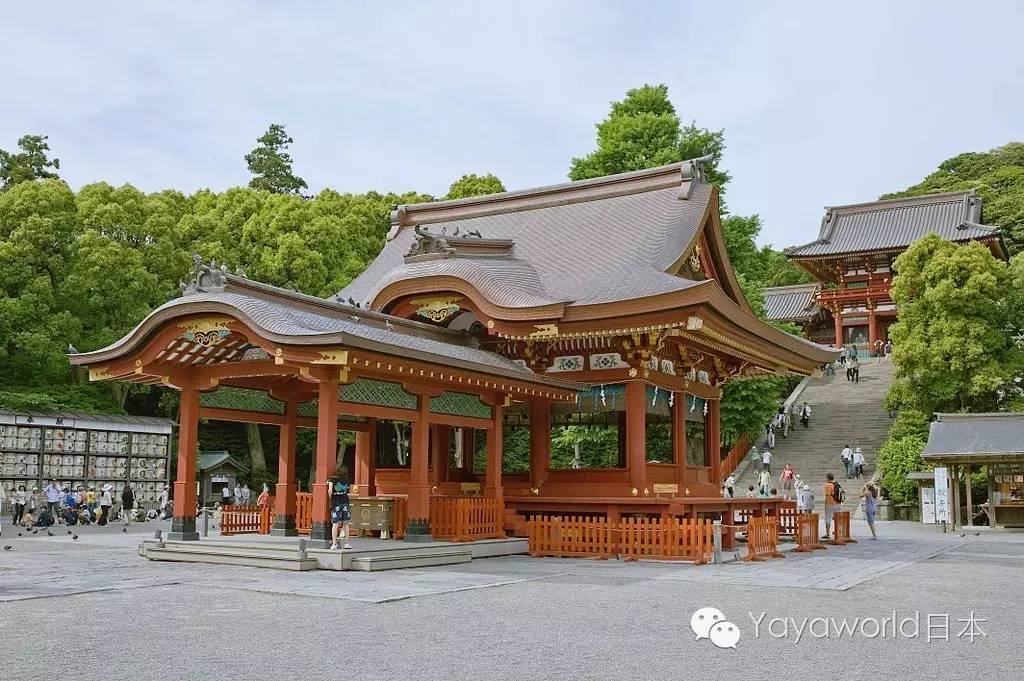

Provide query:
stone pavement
left=1, top=519, right=1022, bottom=680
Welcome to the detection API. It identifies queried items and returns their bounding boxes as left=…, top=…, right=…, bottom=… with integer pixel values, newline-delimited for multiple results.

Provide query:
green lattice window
left=200, top=388, right=285, bottom=415
left=340, top=379, right=417, bottom=410
left=429, top=391, right=491, bottom=419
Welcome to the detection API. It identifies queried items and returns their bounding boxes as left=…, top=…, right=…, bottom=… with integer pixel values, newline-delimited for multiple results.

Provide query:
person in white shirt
left=853, top=447, right=866, bottom=478
left=840, top=444, right=853, bottom=479
left=240, top=484, right=251, bottom=506
left=221, top=485, right=232, bottom=506
left=233, top=483, right=242, bottom=506
left=761, top=449, right=773, bottom=475
left=723, top=475, right=736, bottom=498
left=0, top=483, right=6, bottom=536
left=767, top=427, right=776, bottom=448
left=158, top=485, right=170, bottom=518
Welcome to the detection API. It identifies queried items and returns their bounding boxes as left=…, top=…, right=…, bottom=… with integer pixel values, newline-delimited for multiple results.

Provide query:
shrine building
left=70, top=158, right=835, bottom=546
left=769, top=191, right=1006, bottom=350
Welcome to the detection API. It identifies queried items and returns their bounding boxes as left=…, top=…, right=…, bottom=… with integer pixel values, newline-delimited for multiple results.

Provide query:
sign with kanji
left=933, top=467, right=950, bottom=523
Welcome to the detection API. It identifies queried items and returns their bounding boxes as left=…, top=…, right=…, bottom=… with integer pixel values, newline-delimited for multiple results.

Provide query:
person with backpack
left=823, top=473, right=844, bottom=540
left=840, top=444, right=853, bottom=478
left=779, top=464, right=796, bottom=500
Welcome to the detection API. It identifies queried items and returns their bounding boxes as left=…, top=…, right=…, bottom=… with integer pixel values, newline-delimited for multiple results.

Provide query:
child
left=745, top=485, right=756, bottom=499
left=327, top=465, right=353, bottom=550
left=801, top=483, right=815, bottom=514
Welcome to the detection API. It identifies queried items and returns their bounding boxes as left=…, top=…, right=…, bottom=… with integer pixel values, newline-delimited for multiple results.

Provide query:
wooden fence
left=527, top=515, right=714, bottom=564
left=721, top=433, right=751, bottom=480
left=220, top=504, right=267, bottom=536
left=794, top=513, right=826, bottom=553
left=295, top=492, right=313, bottom=534
left=430, top=496, right=504, bottom=542
left=829, top=510, right=857, bottom=545
left=735, top=501, right=799, bottom=535
left=744, top=517, right=784, bottom=561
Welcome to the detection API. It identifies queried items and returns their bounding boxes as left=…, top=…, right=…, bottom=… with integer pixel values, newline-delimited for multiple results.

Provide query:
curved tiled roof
left=923, top=413, right=1024, bottom=459
left=762, top=283, right=820, bottom=322
left=339, top=164, right=716, bottom=308
left=786, top=191, right=1000, bottom=258
left=68, top=273, right=584, bottom=392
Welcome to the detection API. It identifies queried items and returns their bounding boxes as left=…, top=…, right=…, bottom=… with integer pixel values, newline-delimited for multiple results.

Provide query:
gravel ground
left=0, top=520, right=1019, bottom=680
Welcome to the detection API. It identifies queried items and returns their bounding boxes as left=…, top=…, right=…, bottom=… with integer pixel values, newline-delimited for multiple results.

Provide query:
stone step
left=349, top=548, right=472, bottom=571
left=145, top=545, right=317, bottom=570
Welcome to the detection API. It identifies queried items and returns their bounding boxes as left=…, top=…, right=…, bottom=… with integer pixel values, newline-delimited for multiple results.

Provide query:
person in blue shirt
left=327, top=465, right=353, bottom=550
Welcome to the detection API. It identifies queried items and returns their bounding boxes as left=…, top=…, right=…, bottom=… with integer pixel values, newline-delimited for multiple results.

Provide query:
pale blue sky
left=3, top=1, right=1022, bottom=248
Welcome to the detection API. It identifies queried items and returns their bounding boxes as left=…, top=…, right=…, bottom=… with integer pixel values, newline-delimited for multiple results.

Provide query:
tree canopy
left=569, top=84, right=730, bottom=205
left=245, top=124, right=308, bottom=195
left=886, top=234, right=1024, bottom=415
left=882, top=141, right=1024, bottom=256
left=0, top=134, right=61, bottom=189
left=444, top=173, right=505, bottom=200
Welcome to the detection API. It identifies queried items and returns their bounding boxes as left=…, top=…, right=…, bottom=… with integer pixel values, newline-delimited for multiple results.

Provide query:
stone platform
left=138, top=533, right=528, bottom=571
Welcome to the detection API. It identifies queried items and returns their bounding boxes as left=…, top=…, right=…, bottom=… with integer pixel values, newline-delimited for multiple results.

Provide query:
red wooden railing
left=220, top=505, right=264, bottom=536
left=744, top=517, right=784, bottom=561
left=721, top=434, right=750, bottom=479
left=794, top=513, right=826, bottom=552
left=429, top=497, right=504, bottom=542
left=295, top=492, right=313, bottom=535
left=829, top=511, right=857, bottom=545
left=527, top=515, right=714, bottom=564
left=735, top=501, right=799, bottom=535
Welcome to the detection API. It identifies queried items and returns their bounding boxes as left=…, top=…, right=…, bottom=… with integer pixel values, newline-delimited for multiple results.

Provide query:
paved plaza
left=1, top=519, right=1020, bottom=680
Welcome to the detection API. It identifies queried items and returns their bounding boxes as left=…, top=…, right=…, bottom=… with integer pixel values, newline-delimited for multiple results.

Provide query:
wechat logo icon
left=691, top=607, right=741, bottom=649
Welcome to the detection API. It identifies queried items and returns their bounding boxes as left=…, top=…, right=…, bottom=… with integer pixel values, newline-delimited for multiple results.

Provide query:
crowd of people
left=0, top=479, right=171, bottom=536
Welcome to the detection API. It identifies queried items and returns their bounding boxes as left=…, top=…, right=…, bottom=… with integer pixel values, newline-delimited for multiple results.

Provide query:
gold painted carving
left=88, top=367, right=112, bottom=382
left=411, top=297, right=462, bottom=323
left=689, top=243, right=703, bottom=272
left=310, top=350, right=349, bottom=365
left=528, top=323, right=559, bottom=339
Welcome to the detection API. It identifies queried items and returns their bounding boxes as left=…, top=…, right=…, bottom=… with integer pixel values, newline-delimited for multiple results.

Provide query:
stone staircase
left=733, top=359, right=895, bottom=513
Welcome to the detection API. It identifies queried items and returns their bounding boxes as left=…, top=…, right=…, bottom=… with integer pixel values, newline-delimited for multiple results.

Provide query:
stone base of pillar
left=270, top=514, right=298, bottom=537
left=403, top=518, right=433, bottom=542
left=309, top=520, right=332, bottom=548
left=168, top=516, right=199, bottom=542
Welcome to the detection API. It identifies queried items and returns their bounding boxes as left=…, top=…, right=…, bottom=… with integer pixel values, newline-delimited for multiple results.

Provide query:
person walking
left=779, top=464, right=796, bottom=500
left=722, top=475, right=736, bottom=499
left=767, top=424, right=776, bottom=449
left=98, top=484, right=113, bottom=526
left=757, top=468, right=771, bottom=497
left=838, top=345, right=847, bottom=365
left=800, top=402, right=811, bottom=428
left=853, top=447, right=866, bottom=478
left=883, top=339, right=893, bottom=359
left=840, top=444, right=853, bottom=479
left=799, top=483, right=815, bottom=514
left=233, top=482, right=242, bottom=506
left=12, top=485, right=28, bottom=526
left=823, top=473, right=844, bottom=540
left=849, top=354, right=860, bottom=383
left=0, top=483, right=6, bottom=537
left=861, top=483, right=879, bottom=539
left=749, top=447, right=761, bottom=474
left=239, top=483, right=252, bottom=507
left=761, top=449, right=773, bottom=475
left=121, top=485, right=135, bottom=532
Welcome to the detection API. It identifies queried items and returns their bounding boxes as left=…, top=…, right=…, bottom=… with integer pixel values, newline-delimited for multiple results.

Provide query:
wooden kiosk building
left=774, top=191, right=1005, bottom=349
left=70, top=158, right=835, bottom=547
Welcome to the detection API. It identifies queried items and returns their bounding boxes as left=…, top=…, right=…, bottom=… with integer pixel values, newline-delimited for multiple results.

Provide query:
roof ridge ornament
left=179, top=254, right=229, bottom=296
left=404, top=225, right=515, bottom=263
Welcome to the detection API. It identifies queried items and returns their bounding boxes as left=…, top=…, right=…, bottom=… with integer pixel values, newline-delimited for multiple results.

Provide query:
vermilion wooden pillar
left=672, top=391, right=687, bottom=490
left=707, top=399, right=722, bottom=489
left=271, top=399, right=298, bottom=536
left=868, top=306, right=878, bottom=349
left=833, top=311, right=843, bottom=347
left=406, top=394, right=432, bottom=540
left=354, top=417, right=376, bottom=496
left=485, top=400, right=504, bottom=500
left=625, top=381, right=647, bottom=492
left=309, top=376, right=339, bottom=546
left=169, top=386, right=200, bottom=541
left=429, top=425, right=451, bottom=485
left=529, top=399, right=550, bottom=489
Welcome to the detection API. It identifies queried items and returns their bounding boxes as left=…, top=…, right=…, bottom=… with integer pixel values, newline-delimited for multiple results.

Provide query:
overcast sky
left=3, top=1, right=1022, bottom=248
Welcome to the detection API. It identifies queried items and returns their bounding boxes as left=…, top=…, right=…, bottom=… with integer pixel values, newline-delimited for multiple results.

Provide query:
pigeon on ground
left=67, top=529, right=72, bottom=535
left=122, top=527, right=127, bottom=533
left=46, top=530, right=54, bottom=537
left=3, top=545, right=11, bottom=550
left=17, top=532, right=22, bottom=537
left=73, top=535, right=79, bottom=540
left=31, top=529, right=37, bottom=535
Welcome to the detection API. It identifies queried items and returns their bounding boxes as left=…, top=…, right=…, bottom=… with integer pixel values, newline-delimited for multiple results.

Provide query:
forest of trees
left=15, top=86, right=1013, bottom=486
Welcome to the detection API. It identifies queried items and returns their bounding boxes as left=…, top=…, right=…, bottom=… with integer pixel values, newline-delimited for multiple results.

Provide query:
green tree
left=444, top=173, right=505, bottom=200
left=876, top=435, right=927, bottom=505
left=245, top=124, right=308, bottom=195
left=887, top=234, right=1023, bottom=414
left=569, top=84, right=730, bottom=204
left=0, top=134, right=61, bottom=189
left=882, top=141, right=1024, bottom=256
